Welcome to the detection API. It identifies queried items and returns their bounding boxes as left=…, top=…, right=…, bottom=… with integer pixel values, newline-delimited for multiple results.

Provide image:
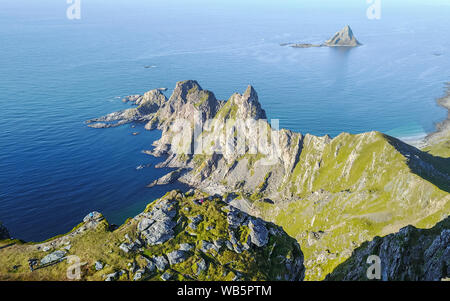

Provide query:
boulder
left=196, top=258, right=208, bottom=275
left=160, top=271, right=172, bottom=281
left=167, top=250, right=189, bottom=265
left=95, top=261, right=104, bottom=271
left=40, top=250, right=66, bottom=265
left=179, top=243, right=194, bottom=251
left=200, top=241, right=219, bottom=253
left=227, top=208, right=247, bottom=229
left=153, top=256, right=168, bottom=271
left=141, top=220, right=176, bottom=245
left=249, top=218, right=269, bottom=247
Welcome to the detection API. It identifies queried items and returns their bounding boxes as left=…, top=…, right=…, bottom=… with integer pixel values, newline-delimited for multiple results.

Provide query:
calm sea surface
left=0, top=0, right=449, bottom=241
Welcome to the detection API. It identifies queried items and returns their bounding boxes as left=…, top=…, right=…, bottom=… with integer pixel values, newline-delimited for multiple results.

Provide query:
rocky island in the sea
left=283, top=25, right=362, bottom=48
left=3, top=80, right=447, bottom=281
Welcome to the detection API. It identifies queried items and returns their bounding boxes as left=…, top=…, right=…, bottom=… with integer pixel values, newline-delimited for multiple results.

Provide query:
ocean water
left=1, top=0, right=449, bottom=241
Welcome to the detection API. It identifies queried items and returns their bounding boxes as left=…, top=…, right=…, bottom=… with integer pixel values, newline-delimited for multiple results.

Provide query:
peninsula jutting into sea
left=282, top=25, right=362, bottom=48
left=0, top=1, right=449, bottom=285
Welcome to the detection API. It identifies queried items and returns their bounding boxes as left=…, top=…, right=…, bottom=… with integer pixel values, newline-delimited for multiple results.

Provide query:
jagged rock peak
left=231, top=85, right=267, bottom=120
left=170, top=80, right=203, bottom=101
left=243, top=85, right=258, bottom=102
left=324, top=25, right=361, bottom=47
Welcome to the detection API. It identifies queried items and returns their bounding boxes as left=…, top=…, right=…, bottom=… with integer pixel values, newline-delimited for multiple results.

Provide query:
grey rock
left=119, top=243, right=135, bottom=253
left=213, top=239, right=224, bottom=249
left=95, top=261, right=104, bottom=271
left=40, top=250, right=66, bottom=265
left=124, top=234, right=131, bottom=243
left=227, top=208, right=247, bottom=229
left=167, top=250, right=189, bottom=265
left=153, top=255, right=169, bottom=272
left=225, top=240, right=234, bottom=251
left=141, top=220, right=176, bottom=245
left=139, top=256, right=156, bottom=273
left=200, top=241, right=219, bottom=254
left=160, top=271, right=172, bottom=281
left=249, top=218, right=269, bottom=247
left=104, top=272, right=118, bottom=281
left=196, top=258, right=208, bottom=275
left=324, top=25, right=361, bottom=47
left=82, top=211, right=104, bottom=229
left=189, top=214, right=203, bottom=224
left=179, top=243, right=194, bottom=251
left=326, top=217, right=450, bottom=281
left=133, top=269, right=145, bottom=281
left=147, top=169, right=183, bottom=187
left=137, top=218, right=153, bottom=232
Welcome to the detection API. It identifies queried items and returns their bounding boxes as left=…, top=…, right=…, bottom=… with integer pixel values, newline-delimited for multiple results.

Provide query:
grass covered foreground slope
left=0, top=190, right=304, bottom=281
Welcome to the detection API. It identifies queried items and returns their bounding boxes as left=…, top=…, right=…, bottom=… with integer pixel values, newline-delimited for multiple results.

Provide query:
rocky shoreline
left=421, top=83, right=450, bottom=156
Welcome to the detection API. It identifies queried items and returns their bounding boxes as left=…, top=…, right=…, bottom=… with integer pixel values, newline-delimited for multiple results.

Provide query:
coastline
left=396, top=83, right=450, bottom=152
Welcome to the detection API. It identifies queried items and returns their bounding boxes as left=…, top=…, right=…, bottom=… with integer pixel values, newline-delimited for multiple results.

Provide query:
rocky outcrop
left=326, top=216, right=450, bottom=281
left=146, top=169, right=184, bottom=188
left=324, top=25, right=361, bottom=47
left=0, top=190, right=305, bottom=281
left=282, top=25, right=362, bottom=48
left=40, top=250, right=67, bottom=265
left=0, top=223, right=10, bottom=240
left=125, top=191, right=305, bottom=281
left=136, top=199, right=178, bottom=246
left=83, top=211, right=105, bottom=229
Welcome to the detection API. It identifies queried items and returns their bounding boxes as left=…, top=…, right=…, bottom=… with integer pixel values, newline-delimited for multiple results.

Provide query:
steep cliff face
left=326, top=216, right=450, bottom=281
left=86, top=80, right=450, bottom=280
left=0, top=191, right=305, bottom=281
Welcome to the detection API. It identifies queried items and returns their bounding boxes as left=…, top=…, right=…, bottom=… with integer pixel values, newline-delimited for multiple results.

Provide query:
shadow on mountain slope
left=325, top=215, right=450, bottom=281
left=384, top=134, right=450, bottom=194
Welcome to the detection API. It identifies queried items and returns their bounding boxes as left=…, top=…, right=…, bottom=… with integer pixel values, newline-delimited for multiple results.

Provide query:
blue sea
left=1, top=0, right=449, bottom=241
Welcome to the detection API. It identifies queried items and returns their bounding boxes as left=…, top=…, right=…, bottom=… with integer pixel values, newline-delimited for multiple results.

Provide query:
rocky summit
left=0, top=190, right=305, bottom=281
left=324, top=25, right=361, bottom=47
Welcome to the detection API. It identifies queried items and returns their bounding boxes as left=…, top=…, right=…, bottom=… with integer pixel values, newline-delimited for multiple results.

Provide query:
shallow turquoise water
left=0, top=0, right=449, bottom=241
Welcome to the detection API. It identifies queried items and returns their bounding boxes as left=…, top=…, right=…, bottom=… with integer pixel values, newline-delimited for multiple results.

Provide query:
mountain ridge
left=85, top=80, right=450, bottom=280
